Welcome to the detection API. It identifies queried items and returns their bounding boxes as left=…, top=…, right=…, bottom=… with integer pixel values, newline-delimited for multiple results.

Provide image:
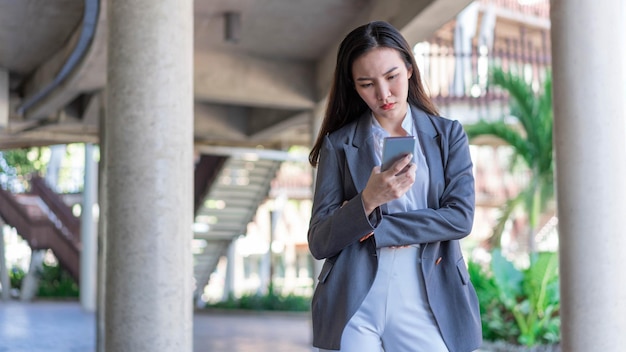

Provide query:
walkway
left=0, top=301, right=314, bottom=352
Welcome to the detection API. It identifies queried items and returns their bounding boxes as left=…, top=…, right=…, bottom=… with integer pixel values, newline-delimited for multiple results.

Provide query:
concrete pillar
left=0, top=219, right=10, bottom=301
left=45, top=145, right=66, bottom=191
left=80, top=143, right=97, bottom=312
left=0, top=68, right=8, bottom=129
left=221, top=240, right=236, bottom=301
left=97, top=92, right=107, bottom=352
left=258, top=207, right=271, bottom=295
left=258, top=243, right=270, bottom=294
left=106, top=0, right=193, bottom=351
left=284, top=232, right=297, bottom=294
left=551, top=1, right=626, bottom=351
left=20, top=250, right=44, bottom=301
left=234, top=241, right=245, bottom=298
left=452, top=2, right=479, bottom=97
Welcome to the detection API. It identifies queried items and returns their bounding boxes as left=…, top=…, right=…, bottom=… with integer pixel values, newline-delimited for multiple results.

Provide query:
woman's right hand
left=361, top=153, right=416, bottom=215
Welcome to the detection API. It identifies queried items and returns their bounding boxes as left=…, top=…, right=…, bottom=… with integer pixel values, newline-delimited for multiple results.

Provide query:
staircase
left=192, top=156, right=281, bottom=299
left=0, top=155, right=281, bottom=297
left=0, top=178, right=81, bottom=282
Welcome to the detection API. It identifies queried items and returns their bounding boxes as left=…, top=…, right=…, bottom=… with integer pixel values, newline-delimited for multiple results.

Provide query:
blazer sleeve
left=373, top=120, right=475, bottom=248
left=307, top=134, right=381, bottom=260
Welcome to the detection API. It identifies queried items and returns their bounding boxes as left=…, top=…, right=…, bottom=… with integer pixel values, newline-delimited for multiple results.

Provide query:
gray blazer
left=308, top=106, right=482, bottom=351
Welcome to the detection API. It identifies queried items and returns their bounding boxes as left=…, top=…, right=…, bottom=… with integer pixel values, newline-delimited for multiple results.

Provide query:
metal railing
left=415, top=28, right=551, bottom=119
left=479, top=0, right=550, bottom=19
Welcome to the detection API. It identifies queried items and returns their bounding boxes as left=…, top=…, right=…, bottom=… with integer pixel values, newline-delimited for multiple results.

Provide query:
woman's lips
left=381, top=103, right=395, bottom=110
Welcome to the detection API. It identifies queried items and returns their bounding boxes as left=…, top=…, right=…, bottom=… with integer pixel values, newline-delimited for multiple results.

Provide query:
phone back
left=381, top=136, right=416, bottom=171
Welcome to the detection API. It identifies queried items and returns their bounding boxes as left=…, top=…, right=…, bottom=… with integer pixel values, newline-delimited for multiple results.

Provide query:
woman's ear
left=407, top=65, right=413, bottom=79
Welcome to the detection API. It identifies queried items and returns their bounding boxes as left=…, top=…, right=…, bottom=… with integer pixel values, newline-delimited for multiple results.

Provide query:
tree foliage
left=0, top=148, right=45, bottom=175
left=0, top=148, right=47, bottom=192
left=465, top=67, right=554, bottom=252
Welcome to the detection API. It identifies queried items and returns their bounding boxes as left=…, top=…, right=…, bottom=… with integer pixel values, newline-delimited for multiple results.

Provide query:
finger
left=393, top=161, right=416, bottom=178
left=396, top=168, right=415, bottom=191
left=404, top=163, right=417, bottom=178
left=388, top=154, right=413, bottom=175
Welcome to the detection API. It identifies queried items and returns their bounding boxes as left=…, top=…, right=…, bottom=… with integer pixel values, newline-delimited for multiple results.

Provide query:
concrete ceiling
left=0, top=0, right=472, bottom=150
left=0, top=0, right=84, bottom=75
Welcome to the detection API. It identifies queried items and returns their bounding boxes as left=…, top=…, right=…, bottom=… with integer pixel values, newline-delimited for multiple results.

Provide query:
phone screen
left=381, top=136, right=416, bottom=171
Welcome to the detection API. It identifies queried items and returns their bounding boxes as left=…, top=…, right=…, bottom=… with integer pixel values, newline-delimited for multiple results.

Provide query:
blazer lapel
left=343, top=112, right=377, bottom=194
left=412, top=106, right=442, bottom=209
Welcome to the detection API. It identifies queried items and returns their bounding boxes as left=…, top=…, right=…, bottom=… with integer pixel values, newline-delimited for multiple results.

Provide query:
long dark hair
left=309, top=21, right=439, bottom=167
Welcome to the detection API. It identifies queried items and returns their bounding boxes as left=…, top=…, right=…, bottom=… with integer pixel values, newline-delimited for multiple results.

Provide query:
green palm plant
left=465, top=66, right=554, bottom=252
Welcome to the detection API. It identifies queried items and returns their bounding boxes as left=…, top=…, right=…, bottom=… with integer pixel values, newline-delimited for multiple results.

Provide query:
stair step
left=192, top=155, right=281, bottom=297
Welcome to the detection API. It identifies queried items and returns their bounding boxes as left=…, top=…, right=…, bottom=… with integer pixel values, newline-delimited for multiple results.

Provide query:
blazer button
left=435, top=257, right=442, bottom=265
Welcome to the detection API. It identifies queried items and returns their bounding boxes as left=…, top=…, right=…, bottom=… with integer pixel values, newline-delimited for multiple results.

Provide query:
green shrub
left=469, top=260, right=520, bottom=342
left=469, top=249, right=560, bottom=346
left=37, top=263, right=79, bottom=298
left=207, top=287, right=310, bottom=312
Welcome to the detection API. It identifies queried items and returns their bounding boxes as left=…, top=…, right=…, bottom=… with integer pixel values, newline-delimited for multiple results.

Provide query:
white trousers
left=320, top=246, right=449, bottom=352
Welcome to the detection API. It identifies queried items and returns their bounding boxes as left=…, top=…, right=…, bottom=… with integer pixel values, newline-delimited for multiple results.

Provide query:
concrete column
left=46, top=145, right=66, bottom=191
left=234, top=241, right=245, bottom=297
left=551, top=1, right=626, bottom=351
left=97, top=94, right=107, bottom=352
left=284, top=233, right=297, bottom=294
left=106, top=0, right=193, bottom=351
left=258, top=207, right=271, bottom=295
left=20, top=250, right=44, bottom=301
left=80, top=143, right=97, bottom=312
left=0, top=68, right=8, bottom=129
left=0, top=219, right=10, bottom=301
left=268, top=210, right=280, bottom=293
left=258, top=240, right=270, bottom=295
left=221, top=240, right=236, bottom=301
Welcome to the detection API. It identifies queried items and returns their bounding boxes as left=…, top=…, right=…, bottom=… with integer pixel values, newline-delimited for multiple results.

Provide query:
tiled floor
left=0, top=301, right=95, bottom=352
left=0, top=301, right=314, bottom=352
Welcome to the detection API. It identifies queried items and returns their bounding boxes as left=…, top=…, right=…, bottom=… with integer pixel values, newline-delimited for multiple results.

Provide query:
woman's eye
left=360, top=83, right=373, bottom=88
left=388, top=74, right=398, bottom=80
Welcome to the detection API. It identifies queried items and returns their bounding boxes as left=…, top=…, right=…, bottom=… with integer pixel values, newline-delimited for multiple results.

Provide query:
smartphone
left=381, top=136, right=416, bottom=171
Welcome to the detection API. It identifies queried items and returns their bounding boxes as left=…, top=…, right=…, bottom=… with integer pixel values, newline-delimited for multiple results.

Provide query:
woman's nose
left=376, top=83, right=390, bottom=100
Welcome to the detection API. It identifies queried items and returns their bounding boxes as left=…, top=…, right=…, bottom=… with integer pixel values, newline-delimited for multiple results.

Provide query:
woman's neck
left=374, top=109, right=409, bottom=137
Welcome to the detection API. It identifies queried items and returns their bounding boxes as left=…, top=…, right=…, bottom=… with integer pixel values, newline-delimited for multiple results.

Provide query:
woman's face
left=351, top=47, right=413, bottom=124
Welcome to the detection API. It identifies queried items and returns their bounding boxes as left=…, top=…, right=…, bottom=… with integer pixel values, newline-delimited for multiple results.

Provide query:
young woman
left=308, top=21, right=482, bottom=352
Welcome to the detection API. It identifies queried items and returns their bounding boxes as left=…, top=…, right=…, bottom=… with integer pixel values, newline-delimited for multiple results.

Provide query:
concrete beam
left=194, top=50, right=316, bottom=110
left=248, top=111, right=310, bottom=142
left=401, top=0, right=473, bottom=45
left=19, top=0, right=107, bottom=121
left=80, top=92, right=102, bottom=126
left=195, top=145, right=308, bottom=162
left=0, top=69, right=7, bottom=129
left=13, top=130, right=98, bottom=143
left=315, top=0, right=471, bottom=99
left=194, top=103, right=248, bottom=142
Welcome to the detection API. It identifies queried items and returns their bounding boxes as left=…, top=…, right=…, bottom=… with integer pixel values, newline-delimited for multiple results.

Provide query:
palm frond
left=490, top=67, right=538, bottom=138
left=488, top=191, right=525, bottom=248
left=535, top=73, right=554, bottom=176
left=472, top=67, right=555, bottom=253
left=464, top=120, right=533, bottom=166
